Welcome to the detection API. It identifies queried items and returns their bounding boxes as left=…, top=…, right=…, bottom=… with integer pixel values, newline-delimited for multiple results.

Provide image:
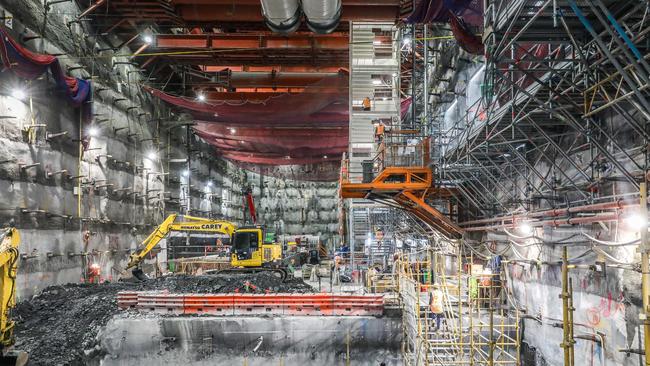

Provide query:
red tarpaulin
left=146, top=72, right=413, bottom=181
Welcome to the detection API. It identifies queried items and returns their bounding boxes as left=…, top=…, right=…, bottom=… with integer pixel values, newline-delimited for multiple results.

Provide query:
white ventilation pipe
left=301, top=0, right=342, bottom=34
left=261, top=0, right=301, bottom=34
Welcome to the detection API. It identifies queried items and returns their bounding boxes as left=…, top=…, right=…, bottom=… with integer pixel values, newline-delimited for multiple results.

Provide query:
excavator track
left=213, top=267, right=288, bottom=282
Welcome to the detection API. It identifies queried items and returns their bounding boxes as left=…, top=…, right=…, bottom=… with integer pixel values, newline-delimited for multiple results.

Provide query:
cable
left=591, top=245, right=635, bottom=265
left=580, top=230, right=640, bottom=246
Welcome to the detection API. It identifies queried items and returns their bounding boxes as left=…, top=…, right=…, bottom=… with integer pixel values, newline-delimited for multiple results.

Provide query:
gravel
left=14, top=273, right=313, bottom=366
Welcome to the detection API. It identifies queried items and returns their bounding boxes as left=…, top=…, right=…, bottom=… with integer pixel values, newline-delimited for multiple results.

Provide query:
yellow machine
left=126, top=215, right=289, bottom=280
left=126, top=214, right=237, bottom=279
left=0, top=227, right=27, bottom=366
left=220, top=226, right=287, bottom=279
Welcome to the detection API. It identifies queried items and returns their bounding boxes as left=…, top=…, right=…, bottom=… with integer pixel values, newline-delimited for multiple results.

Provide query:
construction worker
left=87, top=263, right=101, bottom=284
left=362, top=97, right=371, bottom=111
left=429, top=288, right=444, bottom=331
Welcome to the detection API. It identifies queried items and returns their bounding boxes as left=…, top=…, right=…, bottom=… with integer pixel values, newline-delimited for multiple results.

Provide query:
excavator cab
left=222, top=226, right=286, bottom=280
left=231, top=228, right=262, bottom=266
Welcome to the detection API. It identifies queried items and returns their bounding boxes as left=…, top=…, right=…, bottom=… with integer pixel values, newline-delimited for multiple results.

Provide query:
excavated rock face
left=14, top=274, right=314, bottom=366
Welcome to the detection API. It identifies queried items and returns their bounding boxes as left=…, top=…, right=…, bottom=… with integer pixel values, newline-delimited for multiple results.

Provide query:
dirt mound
left=14, top=273, right=313, bottom=366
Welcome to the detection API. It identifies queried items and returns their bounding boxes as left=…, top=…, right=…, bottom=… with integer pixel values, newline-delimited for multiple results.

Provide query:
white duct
left=301, top=0, right=341, bottom=34
left=261, top=0, right=301, bottom=34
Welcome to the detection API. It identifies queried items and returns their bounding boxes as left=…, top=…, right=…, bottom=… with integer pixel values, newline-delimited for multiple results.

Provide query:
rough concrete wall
left=485, top=229, right=640, bottom=366
left=99, top=316, right=402, bottom=366
left=247, top=171, right=340, bottom=248
left=0, top=0, right=170, bottom=299
left=0, top=1, right=339, bottom=299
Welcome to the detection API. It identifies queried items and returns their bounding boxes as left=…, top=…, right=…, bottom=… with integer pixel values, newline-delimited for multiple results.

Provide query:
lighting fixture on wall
left=87, top=126, right=99, bottom=137
left=11, top=88, right=26, bottom=100
left=518, top=221, right=533, bottom=235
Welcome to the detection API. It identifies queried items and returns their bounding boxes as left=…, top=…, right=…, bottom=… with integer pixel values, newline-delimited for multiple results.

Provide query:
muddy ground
left=14, top=273, right=313, bottom=366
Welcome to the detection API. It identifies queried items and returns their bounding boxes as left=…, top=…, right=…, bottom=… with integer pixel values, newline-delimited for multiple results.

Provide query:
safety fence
left=117, top=292, right=384, bottom=317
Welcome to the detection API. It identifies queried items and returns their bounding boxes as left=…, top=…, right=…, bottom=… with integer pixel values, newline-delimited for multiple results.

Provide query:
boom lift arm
left=126, top=214, right=237, bottom=275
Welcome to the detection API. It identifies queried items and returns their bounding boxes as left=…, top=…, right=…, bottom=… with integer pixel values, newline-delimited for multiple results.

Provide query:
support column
left=640, top=182, right=650, bottom=366
left=560, top=246, right=575, bottom=366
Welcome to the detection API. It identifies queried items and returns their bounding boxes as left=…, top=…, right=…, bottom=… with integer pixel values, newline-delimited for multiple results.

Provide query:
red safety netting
left=147, top=72, right=414, bottom=181
left=144, top=73, right=349, bottom=128
left=0, top=27, right=92, bottom=109
left=450, top=12, right=484, bottom=55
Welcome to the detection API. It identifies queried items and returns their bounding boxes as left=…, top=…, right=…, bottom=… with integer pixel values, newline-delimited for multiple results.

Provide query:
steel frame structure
left=396, top=239, right=520, bottom=366
left=436, top=0, right=650, bottom=219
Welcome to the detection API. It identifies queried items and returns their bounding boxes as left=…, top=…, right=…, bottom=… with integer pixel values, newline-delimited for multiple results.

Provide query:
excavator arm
left=0, top=227, right=26, bottom=366
left=126, top=214, right=237, bottom=276
left=126, top=214, right=178, bottom=270
left=0, top=227, right=19, bottom=349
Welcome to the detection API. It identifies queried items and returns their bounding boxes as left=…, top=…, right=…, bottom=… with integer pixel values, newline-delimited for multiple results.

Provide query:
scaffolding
left=437, top=0, right=650, bottom=216
left=394, top=240, right=520, bottom=366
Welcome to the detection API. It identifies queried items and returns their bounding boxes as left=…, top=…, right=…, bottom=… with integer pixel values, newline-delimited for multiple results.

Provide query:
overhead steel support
left=153, top=33, right=349, bottom=50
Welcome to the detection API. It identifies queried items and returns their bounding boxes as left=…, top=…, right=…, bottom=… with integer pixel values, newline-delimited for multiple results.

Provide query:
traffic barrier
left=117, top=292, right=384, bottom=316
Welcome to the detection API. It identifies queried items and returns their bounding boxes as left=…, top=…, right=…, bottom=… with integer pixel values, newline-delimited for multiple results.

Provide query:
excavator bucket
left=0, top=350, right=28, bottom=366
left=131, top=268, right=148, bottom=281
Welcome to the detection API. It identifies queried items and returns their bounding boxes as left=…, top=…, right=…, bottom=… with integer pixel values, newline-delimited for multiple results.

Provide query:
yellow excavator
left=126, top=215, right=288, bottom=280
left=0, top=226, right=27, bottom=366
left=126, top=214, right=237, bottom=280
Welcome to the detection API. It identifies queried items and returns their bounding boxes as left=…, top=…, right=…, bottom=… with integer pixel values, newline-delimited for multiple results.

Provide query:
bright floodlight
left=146, top=151, right=157, bottom=160
left=323, top=155, right=328, bottom=159
left=372, top=79, right=382, bottom=85
left=182, top=169, right=189, bottom=177
left=87, top=126, right=100, bottom=137
left=143, top=35, right=153, bottom=44
left=625, top=213, right=647, bottom=230
left=402, top=36, right=411, bottom=45
left=229, top=128, right=236, bottom=134
left=207, top=181, right=213, bottom=187
left=197, top=93, right=206, bottom=102
left=518, top=222, right=533, bottom=235
left=12, top=88, right=26, bottom=100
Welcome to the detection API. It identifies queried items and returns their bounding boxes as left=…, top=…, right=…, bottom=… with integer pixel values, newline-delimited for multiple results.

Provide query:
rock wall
left=0, top=1, right=340, bottom=299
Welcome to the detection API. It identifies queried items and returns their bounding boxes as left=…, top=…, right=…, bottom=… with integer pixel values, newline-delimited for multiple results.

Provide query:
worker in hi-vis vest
left=429, top=288, right=444, bottom=331
left=362, top=97, right=371, bottom=111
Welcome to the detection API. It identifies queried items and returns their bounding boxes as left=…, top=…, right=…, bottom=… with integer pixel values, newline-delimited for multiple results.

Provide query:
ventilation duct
left=301, top=0, right=342, bottom=34
left=261, top=0, right=301, bottom=34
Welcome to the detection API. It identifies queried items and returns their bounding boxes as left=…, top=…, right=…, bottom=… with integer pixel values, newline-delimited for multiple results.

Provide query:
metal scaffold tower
left=439, top=0, right=650, bottom=217
left=395, top=239, right=520, bottom=366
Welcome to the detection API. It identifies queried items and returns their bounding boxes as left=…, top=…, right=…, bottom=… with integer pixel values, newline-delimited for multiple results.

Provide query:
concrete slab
left=99, top=315, right=403, bottom=366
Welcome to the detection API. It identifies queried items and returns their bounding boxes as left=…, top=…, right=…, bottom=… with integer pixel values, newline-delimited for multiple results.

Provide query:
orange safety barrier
left=117, top=292, right=384, bottom=316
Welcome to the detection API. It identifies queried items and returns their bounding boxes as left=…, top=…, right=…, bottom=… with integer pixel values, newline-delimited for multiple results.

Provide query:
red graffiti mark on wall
left=586, top=291, right=626, bottom=326
left=586, top=307, right=601, bottom=326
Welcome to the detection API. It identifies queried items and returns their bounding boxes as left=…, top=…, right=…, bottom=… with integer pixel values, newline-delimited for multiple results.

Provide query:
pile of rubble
left=14, top=273, right=313, bottom=365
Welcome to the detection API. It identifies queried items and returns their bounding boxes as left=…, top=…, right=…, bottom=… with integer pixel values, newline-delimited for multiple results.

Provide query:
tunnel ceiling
left=76, top=0, right=403, bottom=180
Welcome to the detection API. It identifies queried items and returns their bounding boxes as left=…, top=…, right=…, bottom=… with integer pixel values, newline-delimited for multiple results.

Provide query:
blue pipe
left=567, top=0, right=642, bottom=61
